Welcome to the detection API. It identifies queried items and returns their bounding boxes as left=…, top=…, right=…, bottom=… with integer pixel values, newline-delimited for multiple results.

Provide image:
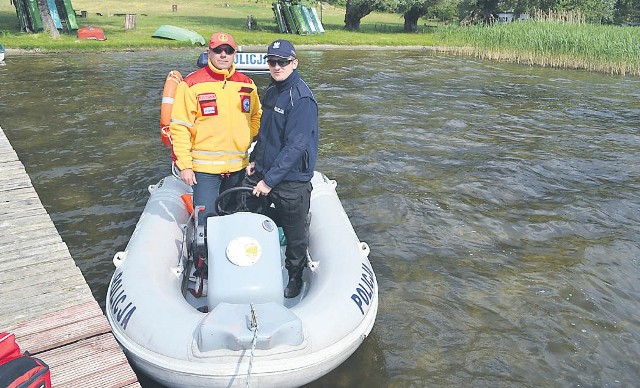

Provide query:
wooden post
left=124, top=14, right=136, bottom=29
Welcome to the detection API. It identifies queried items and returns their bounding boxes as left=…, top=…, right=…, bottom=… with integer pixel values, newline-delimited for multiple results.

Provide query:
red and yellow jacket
left=170, top=62, right=262, bottom=174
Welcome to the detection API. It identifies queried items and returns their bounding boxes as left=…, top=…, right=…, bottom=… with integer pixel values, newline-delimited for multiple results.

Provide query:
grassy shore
left=435, top=21, right=640, bottom=76
left=1, top=0, right=639, bottom=75
left=0, top=0, right=435, bottom=49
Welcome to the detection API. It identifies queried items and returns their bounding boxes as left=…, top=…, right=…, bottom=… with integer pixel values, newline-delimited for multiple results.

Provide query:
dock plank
left=0, top=254, right=83, bottom=281
left=0, top=234, right=65, bottom=254
left=0, top=245, right=71, bottom=270
left=1, top=286, right=95, bottom=328
left=0, top=161, right=33, bottom=191
left=0, top=265, right=84, bottom=291
left=0, top=124, right=139, bottom=386
left=38, top=333, right=140, bottom=387
left=37, top=333, right=123, bottom=367
left=50, top=352, right=138, bottom=387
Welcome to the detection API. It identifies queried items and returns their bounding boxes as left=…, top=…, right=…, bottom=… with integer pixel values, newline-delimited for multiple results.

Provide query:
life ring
left=160, top=70, right=183, bottom=147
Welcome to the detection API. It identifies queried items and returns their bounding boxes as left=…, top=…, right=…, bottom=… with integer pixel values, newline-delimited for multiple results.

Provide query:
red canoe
left=77, top=25, right=106, bottom=41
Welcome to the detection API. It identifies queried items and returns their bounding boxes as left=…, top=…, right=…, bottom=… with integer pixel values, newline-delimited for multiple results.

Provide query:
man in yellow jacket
left=170, top=32, right=262, bottom=224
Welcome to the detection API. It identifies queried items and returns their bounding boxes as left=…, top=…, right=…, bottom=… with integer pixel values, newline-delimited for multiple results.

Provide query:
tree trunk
left=344, top=0, right=374, bottom=31
left=403, top=11, right=420, bottom=32
left=344, top=12, right=362, bottom=30
left=124, top=14, right=136, bottom=29
left=36, top=0, right=60, bottom=38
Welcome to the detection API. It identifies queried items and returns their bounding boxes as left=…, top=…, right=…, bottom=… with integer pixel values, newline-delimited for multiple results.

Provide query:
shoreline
left=4, top=45, right=636, bottom=76
left=4, top=45, right=450, bottom=55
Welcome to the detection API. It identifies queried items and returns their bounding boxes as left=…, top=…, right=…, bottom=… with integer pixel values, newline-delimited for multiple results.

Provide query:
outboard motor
left=190, top=206, right=208, bottom=298
left=197, top=52, right=208, bottom=68
left=206, top=213, right=284, bottom=309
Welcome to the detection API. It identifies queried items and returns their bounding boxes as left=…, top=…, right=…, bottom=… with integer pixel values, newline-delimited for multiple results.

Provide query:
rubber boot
left=284, top=269, right=303, bottom=298
left=284, top=277, right=303, bottom=298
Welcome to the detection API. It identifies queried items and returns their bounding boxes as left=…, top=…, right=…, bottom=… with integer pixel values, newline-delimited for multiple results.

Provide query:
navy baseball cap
left=265, top=40, right=296, bottom=59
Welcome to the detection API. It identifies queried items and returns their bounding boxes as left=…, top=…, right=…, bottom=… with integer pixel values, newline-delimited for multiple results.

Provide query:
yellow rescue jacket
left=170, top=62, right=262, bottom=174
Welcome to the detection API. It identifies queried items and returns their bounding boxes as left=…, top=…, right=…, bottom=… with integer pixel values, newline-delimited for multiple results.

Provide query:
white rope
left=246, top=303, right=259, bottom=387
left=306, top=250, right=319, bottom=272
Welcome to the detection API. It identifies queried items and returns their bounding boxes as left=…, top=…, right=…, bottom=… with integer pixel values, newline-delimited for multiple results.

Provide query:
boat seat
left=196, top=302, right=303, bottom=351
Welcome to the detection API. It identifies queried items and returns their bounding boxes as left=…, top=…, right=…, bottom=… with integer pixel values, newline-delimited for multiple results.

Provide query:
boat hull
left=106, top=172, right=378, bottom=387
left=77, top=25, right=106, bottom=41
left=152, top=25, right=206, bottom=46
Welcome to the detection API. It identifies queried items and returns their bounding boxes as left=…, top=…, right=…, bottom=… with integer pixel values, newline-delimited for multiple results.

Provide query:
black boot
left=284, top=276, right=303, bottom=298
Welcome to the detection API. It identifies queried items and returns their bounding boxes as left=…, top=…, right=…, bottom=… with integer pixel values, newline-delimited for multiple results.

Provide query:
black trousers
left=243, top=175, right=312, bottom=279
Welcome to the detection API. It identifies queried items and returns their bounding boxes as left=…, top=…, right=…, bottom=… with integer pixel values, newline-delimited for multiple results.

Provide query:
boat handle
left=359, top=242, right=370, bottom=257
left=113, top=251, right=127, bottom=268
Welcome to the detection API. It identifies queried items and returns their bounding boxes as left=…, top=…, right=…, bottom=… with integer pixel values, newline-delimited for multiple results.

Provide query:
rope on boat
left=306, top=250, right=319, bottom=272
left=171, top=162, right=181, bottom=179
left=246, top=303, right=259, bottom=387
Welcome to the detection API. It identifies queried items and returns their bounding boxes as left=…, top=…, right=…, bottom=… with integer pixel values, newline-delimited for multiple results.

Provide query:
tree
left=557, top=0, right=617, bottom=23
left=614, top=0, right=640, bottom=23
left=501, top=0, right=624, bottom=24
left=458, top=0, right=501, bottom=24
left=344, top=0, right=387, bottom=30
left=457, top=0, right=500, bottom=24
left=36, top=0, right=59, bottom=38
left=430, top=0, right=460, bottom=22
left=396, top=0, right=442, bottom=32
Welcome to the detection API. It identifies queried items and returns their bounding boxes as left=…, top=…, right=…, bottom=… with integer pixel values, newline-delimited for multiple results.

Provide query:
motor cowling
left=206, top=213, right=284, bottom=309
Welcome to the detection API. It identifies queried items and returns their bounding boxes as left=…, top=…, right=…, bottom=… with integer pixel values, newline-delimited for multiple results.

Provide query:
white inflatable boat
left=105, top=171, right=378, bottom=387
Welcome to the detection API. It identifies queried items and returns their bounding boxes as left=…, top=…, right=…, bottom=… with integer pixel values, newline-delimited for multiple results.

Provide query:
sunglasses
left=210, top=46, right=235, bottom=55
left=267, top=58, right=293, bottom=67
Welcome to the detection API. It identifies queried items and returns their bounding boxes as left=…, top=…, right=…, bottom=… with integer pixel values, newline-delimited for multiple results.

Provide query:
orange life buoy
left=160, top=70, right=183, bottom=147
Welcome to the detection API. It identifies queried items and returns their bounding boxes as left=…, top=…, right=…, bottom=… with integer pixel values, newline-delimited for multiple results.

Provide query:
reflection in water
left=1, top=50, right=639, bottom=387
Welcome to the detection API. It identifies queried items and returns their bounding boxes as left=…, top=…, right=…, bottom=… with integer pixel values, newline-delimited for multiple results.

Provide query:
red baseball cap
left=209, top=32, right=236, bottom=50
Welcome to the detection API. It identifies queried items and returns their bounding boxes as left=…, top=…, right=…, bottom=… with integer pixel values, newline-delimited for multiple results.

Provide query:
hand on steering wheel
left=214, top=186, right=267, bottom=216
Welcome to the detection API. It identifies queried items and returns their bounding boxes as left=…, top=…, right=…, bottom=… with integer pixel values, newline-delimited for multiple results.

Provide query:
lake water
left=1, top=49, right=639, bottom=387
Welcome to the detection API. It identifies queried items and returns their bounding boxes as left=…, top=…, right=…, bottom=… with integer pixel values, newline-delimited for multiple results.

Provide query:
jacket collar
left=207, top=61, right=236, bottom=80
left=273, top=69, right=300, bottom=91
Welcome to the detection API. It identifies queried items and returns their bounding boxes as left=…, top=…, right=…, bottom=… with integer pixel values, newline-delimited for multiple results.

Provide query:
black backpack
left=0, top=332, right=51, bottom=388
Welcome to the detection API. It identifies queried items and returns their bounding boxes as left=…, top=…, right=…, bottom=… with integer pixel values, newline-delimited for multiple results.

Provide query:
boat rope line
left=171, top=162, right=181, bottom=179
left=246, top=303, right=259, bottom=387
left=306, top=249, right=319, bottom=271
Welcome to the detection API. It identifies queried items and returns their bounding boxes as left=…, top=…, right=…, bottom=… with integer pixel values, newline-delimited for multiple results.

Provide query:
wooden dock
left=0, top=125, right=140, bottom=387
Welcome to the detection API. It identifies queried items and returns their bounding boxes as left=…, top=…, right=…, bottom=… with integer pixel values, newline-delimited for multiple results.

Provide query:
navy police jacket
left=251, top=69, right=319, bottom=188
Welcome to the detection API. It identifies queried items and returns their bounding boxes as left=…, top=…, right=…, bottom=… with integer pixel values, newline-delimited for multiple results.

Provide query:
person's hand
left=180, top=168, right=197, bottom=186
left=252, top=180, right=271, bottom=197
left=246, top=162, right=255, bottom=176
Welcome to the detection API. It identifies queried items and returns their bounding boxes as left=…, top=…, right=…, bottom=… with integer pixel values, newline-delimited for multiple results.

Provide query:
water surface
left=1, top=50, right=639, bottom=387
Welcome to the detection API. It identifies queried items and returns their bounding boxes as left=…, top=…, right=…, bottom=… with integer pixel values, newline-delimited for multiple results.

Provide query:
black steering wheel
left=214, top=186, right=266, bottom=216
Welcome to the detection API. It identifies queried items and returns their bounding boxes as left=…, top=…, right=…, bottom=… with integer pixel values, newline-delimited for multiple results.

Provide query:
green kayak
left=152, top=25, right=206, bottom=46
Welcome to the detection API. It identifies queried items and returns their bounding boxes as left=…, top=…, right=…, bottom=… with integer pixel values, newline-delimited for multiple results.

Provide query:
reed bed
left=435, top=20, right=640, bottom=76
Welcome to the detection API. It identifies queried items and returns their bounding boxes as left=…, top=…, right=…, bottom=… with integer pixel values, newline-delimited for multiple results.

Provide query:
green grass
left=0, top=0, right=435, bottom=50
left=1, top=0, right=639, bottom=75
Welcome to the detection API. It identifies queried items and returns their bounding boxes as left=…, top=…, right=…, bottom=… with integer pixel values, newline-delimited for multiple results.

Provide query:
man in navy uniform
left=245, top=39, right=319, bottom=298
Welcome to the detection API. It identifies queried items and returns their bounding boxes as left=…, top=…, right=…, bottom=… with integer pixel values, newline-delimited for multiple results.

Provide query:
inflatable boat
left=105, top=172, right=378, bottom=387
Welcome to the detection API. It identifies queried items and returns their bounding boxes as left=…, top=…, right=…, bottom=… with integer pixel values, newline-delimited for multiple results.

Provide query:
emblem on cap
left=273, top=41, right=281, bottom=49
left=218, top=34, right=229, bottom=42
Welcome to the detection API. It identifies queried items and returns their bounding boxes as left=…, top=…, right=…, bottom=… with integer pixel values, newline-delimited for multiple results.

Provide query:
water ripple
left=2, top=51, right=640, bottom=387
